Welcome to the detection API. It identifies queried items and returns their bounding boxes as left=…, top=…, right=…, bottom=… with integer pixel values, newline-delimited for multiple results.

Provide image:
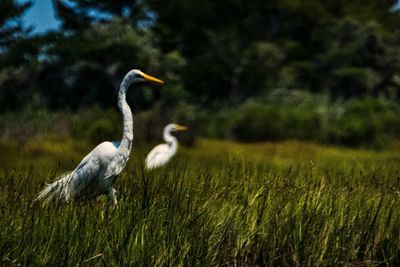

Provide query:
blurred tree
left=1, top=0, right=400, bottom=113
left=34, top=0, right=183, bottom=110
left=146, top=0, right=400, bottom=102
left=0, top=0, right=44, bottom=112
left=38, top=20, right=163, bottom=109
left=0, top=0, right=33, bottom=65
left=312, top=19, right=400, bottom=98
left=146, top=0, right=289, bottom=103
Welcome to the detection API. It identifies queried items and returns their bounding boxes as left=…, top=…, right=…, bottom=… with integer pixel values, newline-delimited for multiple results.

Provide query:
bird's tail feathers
left=35, top=172, right=73, bottom=203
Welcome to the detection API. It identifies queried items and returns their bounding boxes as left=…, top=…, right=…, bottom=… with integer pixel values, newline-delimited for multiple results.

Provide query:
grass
left=1, top=138, right=400, bottom=266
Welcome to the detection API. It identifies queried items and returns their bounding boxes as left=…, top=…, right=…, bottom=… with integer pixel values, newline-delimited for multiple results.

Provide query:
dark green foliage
left=148, top=0, right=400, bottom=102
left=86, top=118, right=117, bottom=143
left=2, top=0, right=397, bottom=110
left=313, top=19, right=400, bottom=99
left=197, top=90, right=400, bottom=148
left=38, top=20, right=163, bottom=109
left=334, top=98, right=400, bottom=147
left=2, top=93, right=400, bottom=148
left=0, top=1, right=42, bottom=112
left=224, top=92, right=324, bottom=142
left=1, top=0, right=400, bottom=144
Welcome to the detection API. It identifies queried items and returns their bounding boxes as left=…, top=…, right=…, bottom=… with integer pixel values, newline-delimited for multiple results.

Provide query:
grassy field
left=1, top=138, right=400, bottom=266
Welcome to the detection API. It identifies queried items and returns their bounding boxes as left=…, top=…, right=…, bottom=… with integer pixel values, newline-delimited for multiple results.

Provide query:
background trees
left=0, top=0, right=400, bottom=146
left=147, top=0, right=400, bottom=102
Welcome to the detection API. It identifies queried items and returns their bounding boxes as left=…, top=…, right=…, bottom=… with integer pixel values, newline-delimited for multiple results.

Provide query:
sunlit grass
left=1, top=138, right=400, bottom=266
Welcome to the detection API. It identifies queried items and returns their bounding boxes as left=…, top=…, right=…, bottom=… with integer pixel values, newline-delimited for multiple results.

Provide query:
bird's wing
left=69, top=152, right=102, bottom=197
left=145, top=144, right=172, bottom=169
left=69, top=142, right=117, bottom=197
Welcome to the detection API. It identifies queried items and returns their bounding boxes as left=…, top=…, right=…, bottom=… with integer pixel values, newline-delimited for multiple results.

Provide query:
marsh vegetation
left=1, top=138, right=399, bottom=266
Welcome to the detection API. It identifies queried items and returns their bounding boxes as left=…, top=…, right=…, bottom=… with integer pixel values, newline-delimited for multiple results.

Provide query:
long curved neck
left=164, top=128, right=178, bottom=155
left=118, top=79, right=133, bottom=153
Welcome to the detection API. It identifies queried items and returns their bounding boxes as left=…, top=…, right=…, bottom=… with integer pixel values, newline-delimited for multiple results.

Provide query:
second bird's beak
left=176, top=125, right=188, bottom=131
left=142, top=72, right=164, bottom=84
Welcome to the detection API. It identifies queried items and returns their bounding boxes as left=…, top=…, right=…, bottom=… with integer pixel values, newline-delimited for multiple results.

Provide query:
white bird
left=36, top=69, right=164, bottom=205
left=145, top=123, right=187, bottom=170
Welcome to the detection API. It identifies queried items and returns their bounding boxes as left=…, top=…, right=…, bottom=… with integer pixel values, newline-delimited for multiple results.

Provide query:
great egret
left=145, top=123, right=187, bottom=170
left=36, top=69, right=164, bottom=205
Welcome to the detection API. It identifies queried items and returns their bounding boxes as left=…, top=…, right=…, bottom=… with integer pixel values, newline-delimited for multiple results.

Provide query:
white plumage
left=145, top=123, right=187, bottom=170
left=36, top=69, right=164, bottom=205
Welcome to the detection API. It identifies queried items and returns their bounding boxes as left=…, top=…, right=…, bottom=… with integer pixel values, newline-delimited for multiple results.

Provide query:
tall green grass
left=1, top=139, right=400, bottom=266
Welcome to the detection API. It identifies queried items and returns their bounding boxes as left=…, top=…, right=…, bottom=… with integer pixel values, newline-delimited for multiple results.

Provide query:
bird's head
left=125, top=69, right=164, bottom=85
left=167, top=123, right=188, bottom=132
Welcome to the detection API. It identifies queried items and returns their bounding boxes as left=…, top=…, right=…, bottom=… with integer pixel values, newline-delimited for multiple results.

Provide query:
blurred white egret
left=145, top=124, right=187, bottom=170
left=36, top=69, right=164, bottom=205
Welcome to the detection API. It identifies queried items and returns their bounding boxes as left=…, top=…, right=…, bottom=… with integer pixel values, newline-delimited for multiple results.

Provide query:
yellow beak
left=142, top=72, right=164, bottom=84
left=175, top=125, right=188, bottom=131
